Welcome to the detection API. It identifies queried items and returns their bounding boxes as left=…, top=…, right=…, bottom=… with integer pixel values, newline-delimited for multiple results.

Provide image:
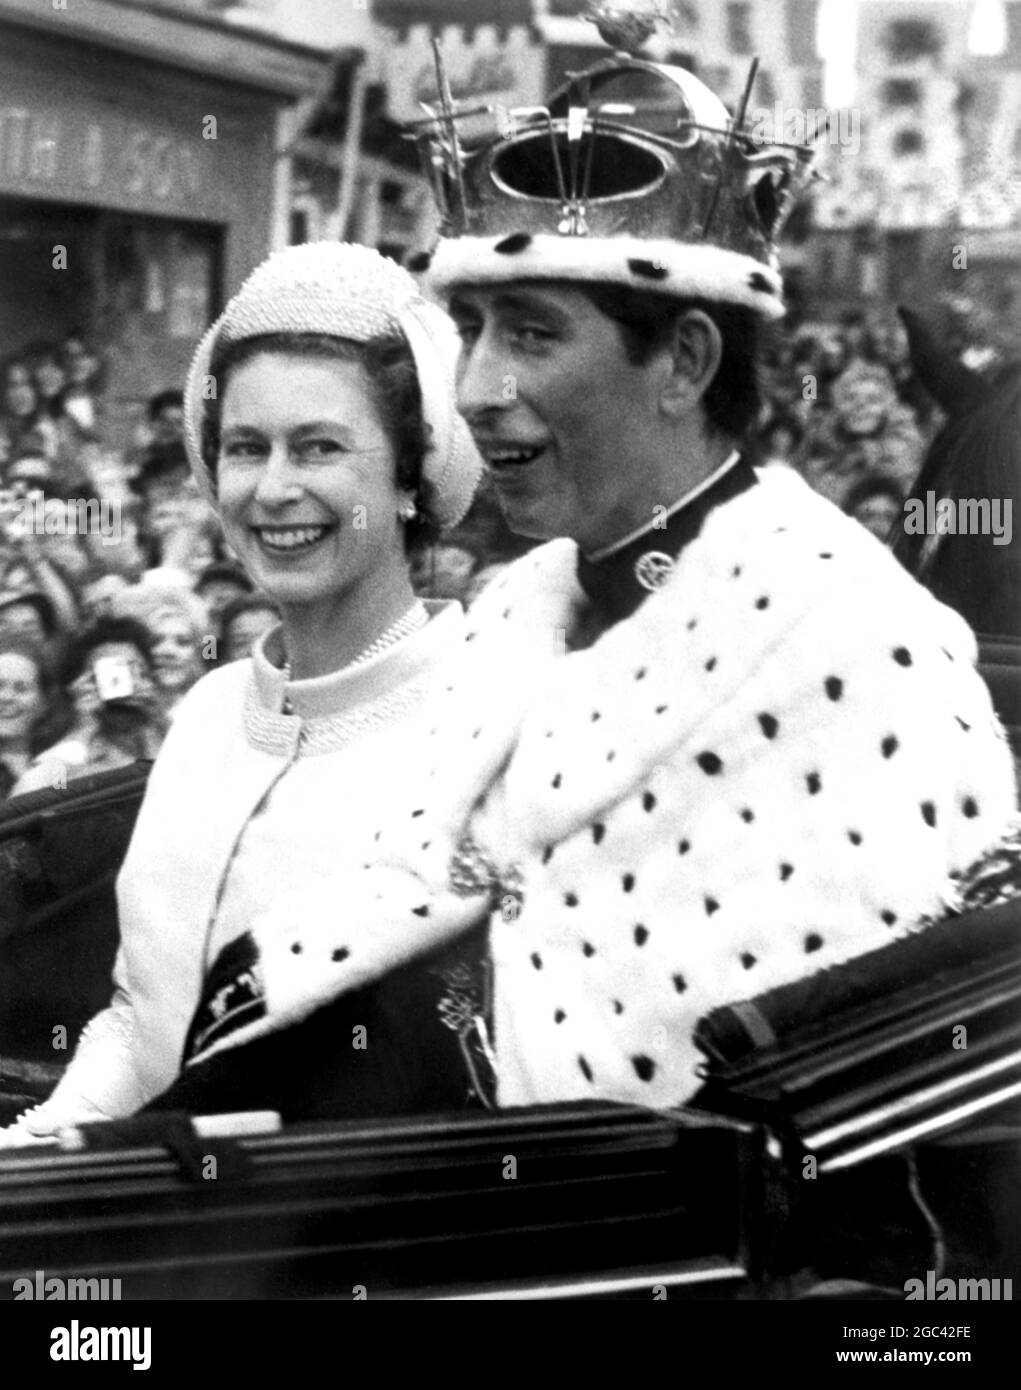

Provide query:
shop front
left=0, top=2, right=326, bottom=446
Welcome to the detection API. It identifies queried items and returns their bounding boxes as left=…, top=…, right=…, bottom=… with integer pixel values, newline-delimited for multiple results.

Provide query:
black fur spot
left=552, top=773, right=562, bottom=789
left=678, top=838, right=690, bottom=855
left=592, top=823, right=605, bottom=844
left=956, top=716, right=972, bottom=732
left=705, top=656, right=718, bottom=672
left=583, top=941, right=596, bottom=957
left=881, top=909, right=897, bottom=926
left=627, top=257, right=669, bottom=280
left=542, top=845, right=554, bottom=865
left=697, top=751, right=723, bottom=775
left=411, top=808, right=424, bottom=818
left=643, top=791, right=657, bottom=812
left=612, top=998, right=624, bottom=1014
left=554, top=1009, right=566, bottom=1024
left=921, top=801, right=937, bottom=828
left=331, top=947, right=350, bottom=963
left=848, top=829, right=863, bottom=845
left=494, top=232, right=533, bottom=254
left=740, top=952, right=757, bottom=969
left=748, top=271, right=775, bottom=293
left=806, top=771, right=822, bottom=795
left=672, top=974, right=687, bottom=993
left=962, top=796, right=980, bottom=818
left=622, top=873, right=636, bottom=893
left=740, top=808, right=755, bottom=823
left=405, top=250, right=432, bottom=272
left=591, top=710, right=602, bottom=722
left=531, top=952, right=543, bottom=970
left=412, top=905, right=430, bottom=918
left=755, top=595, right=770, bottom=610
left=632, top=1054, right=656, bottom=1082
left=564, top=892, right=579, bottom=907
left=780, top=862, right=794, bottom=881
left=804, top=933, right=824, bottom=953
left=758, top=713, right=779, bottom=740
left=687, top=618, right=698, bottom=631
left=704, top=896, right=720, bottom=916
left=819, top=551, right=833, bottom=559
left=635, top=667, right=647, bottom=681
left=825, top=676, right=843, bottom=701
left=881, top=735, right=899, bottom=758
left=655, top=704, right=669, bottom=714
left=578, top=1054, right=593, bottom=1082
left=893, top=646, right=913, bottom=667
left=290, top=942, right=302, bottom=954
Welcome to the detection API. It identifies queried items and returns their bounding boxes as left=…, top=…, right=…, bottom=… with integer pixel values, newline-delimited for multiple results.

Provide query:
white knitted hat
left=183, top=242, right=482, bottom=529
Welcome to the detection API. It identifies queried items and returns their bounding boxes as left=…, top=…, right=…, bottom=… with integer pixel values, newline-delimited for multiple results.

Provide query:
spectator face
left=7, top=456, right=51, bottom=497
left=153, top=402, right=185, bottom=445
left=224, top=605, right=278, bottom=662
left=144, top=480, right=193, bottom=539
left=451, top=284, right=667, bottom=545
left=149, top=610, right=202, bottom=693
left=200, top=578, right=249, bottom=622
left=64, top=342, right=99, bottom=388
left=851, top=491, right=903, bottom=541
left=0, top=602, right=47, bottom=646
left=216, top=353, right=407, bottom=615
left=4, top=365, right=36, bottom=418
left=836, top=379, right=890, bottom=437
left=82, top=574, right=129, bottom=619
left=34, top=356, right=66, bottom=401
left=0, top=650, right=42, bottom=744
left=421, top=543, right=477, bottom=601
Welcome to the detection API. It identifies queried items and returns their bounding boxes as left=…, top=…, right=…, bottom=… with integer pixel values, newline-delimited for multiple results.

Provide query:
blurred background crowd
left=0, top=286, right=1005, bottom=799
left=1, top=0, right=1020, bottom=797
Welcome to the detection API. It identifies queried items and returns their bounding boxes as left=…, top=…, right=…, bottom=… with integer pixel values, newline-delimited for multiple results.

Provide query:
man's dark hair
left=571, top=285, right=762, bottom=440
left=61, top=616, right=156, bottom=687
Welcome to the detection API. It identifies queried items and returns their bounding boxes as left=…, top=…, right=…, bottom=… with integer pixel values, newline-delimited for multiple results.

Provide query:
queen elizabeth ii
left=0, top=243, right=485, bottom=1141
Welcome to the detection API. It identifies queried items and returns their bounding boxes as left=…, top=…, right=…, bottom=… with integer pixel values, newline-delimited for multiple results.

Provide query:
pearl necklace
left=281, top=599, right=429, bottom=700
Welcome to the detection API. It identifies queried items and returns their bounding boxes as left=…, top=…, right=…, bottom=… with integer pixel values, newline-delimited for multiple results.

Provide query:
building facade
left=0, top=0, right=327, bottom=444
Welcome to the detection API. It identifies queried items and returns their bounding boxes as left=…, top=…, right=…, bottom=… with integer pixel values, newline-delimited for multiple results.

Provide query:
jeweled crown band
left=411, top=53, right=817, bottom=319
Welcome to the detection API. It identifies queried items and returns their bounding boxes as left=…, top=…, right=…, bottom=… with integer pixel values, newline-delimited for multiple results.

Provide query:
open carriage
left=0, top=329, right=1019, bottom=1299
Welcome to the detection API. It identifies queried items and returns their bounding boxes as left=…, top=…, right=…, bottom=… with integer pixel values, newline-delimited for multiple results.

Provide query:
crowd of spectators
left=0, top=334, right=278, bottom=797
left=0, top=294, right=1001, bottom=797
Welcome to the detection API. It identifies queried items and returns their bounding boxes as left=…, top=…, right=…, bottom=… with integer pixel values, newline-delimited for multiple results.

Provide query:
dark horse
left=894, top=307, right=1021, bottom=639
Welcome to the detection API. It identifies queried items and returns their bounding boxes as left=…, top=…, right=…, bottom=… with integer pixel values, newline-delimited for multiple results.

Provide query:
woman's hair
left=200, top=331, right=439, bottom=553
left=0, top=634, right=75, bottom=754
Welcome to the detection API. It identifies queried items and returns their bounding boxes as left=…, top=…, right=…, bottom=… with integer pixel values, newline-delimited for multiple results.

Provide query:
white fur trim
left=427, top=235, right=786, bottom=319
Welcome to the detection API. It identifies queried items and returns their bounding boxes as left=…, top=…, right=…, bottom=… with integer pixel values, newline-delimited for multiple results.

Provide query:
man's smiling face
left=449, top=284, right=669, bottom=549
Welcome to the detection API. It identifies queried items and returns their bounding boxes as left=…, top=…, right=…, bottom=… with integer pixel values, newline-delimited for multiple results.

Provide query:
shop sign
left=0, top=103, right=206, bottom=215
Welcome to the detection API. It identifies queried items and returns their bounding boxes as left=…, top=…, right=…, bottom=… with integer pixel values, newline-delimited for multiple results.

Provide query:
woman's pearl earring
left=398, top=497, right=418, bottom=522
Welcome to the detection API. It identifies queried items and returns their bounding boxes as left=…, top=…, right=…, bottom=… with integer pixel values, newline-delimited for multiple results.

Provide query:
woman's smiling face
left=215, top=351, right=406, bottom=617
